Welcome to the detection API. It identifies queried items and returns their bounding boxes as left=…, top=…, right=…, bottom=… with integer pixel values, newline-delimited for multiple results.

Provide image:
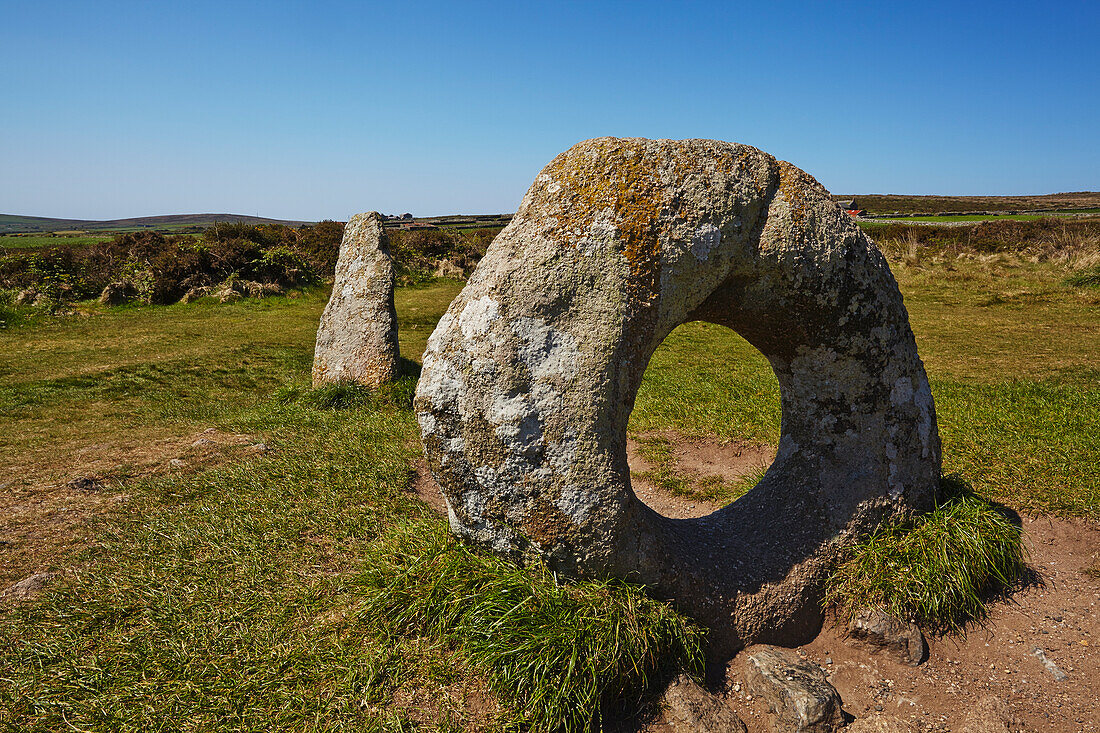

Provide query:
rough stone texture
left=414, top=138, right=941, bottom=651
left=180, top=286, right=210, bottom=303
left=212, top=282, right=242, bottom=303
left=15, top=288, right=37, bottom=306
left=657, top=674, right=747, bottom=732
left=0, top=571, right=60, bottom=603
left=313, top=212, right=400, bottom=387
left=743, top=645, right=846, bottom=733
left=846, top=715, right=916, bottom=733
left=847, top=607, right=927, bottom=665
left=98, top=281, right=138, bottom=306
left=960, top=696, right=1021, bottom=733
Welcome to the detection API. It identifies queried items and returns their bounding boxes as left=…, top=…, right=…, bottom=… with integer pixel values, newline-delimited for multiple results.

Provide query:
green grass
left=1065, top=263, right=1100, bottom=287
left=1, top=245, right=1098, bottom=728
left=358, top=516, right=703, bottom=732
left=0, top=374, right=703, bottom=732
left=0, top=281, right=703, bottom=732
left=0, top=234, right=116, bottom=250
left=630, top=434, right=767, bottom=506
left=825, top=477, right=1028, bottom=631
left=864, top=212, right=1100, bottom=223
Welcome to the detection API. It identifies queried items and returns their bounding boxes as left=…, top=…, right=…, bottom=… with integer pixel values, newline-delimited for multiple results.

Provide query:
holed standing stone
left=414, top=138, right=941, bottom=653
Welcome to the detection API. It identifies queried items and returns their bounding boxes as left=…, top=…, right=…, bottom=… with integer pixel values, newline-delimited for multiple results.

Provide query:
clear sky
left=2, top=0, right=1097, bottom=220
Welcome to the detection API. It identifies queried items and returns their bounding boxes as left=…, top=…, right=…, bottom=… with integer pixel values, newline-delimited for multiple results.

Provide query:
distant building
left=837, top=199, right=866, bottom=218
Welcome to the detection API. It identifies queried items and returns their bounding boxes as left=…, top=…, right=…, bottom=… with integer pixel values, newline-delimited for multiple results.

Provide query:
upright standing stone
left=312, top=212, right=399, bottom=387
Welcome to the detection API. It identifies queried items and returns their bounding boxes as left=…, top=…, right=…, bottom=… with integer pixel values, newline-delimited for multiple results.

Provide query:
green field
left=1, top=237, right=1098, bottom=729
left=865, top=211, right=1100, bottom=223
left=0, top=234, right=118, bottom=251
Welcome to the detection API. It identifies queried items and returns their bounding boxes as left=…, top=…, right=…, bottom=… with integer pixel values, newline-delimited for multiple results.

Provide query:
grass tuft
left=1065, top=263, right=1100, bottom=287
left=826, top=476, right=1028, bottom=632
left=275, top=378, right=416, bottom=411
left=356, top=518, right=705, bottom=732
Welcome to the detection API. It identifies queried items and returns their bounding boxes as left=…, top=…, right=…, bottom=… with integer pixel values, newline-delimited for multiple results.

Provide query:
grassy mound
left=358, top=519, right=703, bottom=732
left=826, top=477, right=1028, bottom=631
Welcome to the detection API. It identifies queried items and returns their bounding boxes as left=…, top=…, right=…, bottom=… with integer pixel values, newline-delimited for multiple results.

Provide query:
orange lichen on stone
left=777, top=160, right=815, bottom=229
left=541, top=139, right=744, bottom=306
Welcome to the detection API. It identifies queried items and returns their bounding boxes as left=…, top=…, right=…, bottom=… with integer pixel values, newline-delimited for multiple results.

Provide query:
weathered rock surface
left=656, top=675, right=747, bottom=732
left=180, top=286, right=210, bottom=303
left=99, top=281, right=138, bottom=306
left=847, top=715, right=916, bottom=733
left=415, top=138, right=941, bottom=652
left=743, top=646, right=846, bottom=733
left=0, top=571, right=60, bottom=603
left=15, top=288, right=37, bottom=306
left=847, top=607, right=927, bottom=665
left=212, top=282, right=242, bottom=303
left=241, top=280, right=283, bottom=299
left=313, top=212, right=400, bottom=387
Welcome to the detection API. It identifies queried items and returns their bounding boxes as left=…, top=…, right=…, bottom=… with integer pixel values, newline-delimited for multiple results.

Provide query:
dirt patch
left=0, top=427, right=266, bottom=588
left=389, top=674, right=503, bottom=731
left=628, top=433, right=774, bottom=519
left=714, top=514, right=1100, bottom=733
left=412, top=459, right=447, bottom=515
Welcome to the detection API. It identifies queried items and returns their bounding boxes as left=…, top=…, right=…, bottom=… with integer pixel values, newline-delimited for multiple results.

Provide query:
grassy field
left=833, top=192, right=1100, bottom=216
left=864, top=211, right=1100, bottom=223
left=0, top=234, right=118, bottom=251
left=1, top=237, right=1098, bottom=729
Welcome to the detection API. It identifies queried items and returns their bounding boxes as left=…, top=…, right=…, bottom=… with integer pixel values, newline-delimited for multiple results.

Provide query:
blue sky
left=2, top=0, right=1097, bottom=220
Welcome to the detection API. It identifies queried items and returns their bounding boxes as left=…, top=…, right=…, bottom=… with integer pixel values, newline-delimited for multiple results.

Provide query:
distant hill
left=0, top=213, right=313, bottom=235
left=831, top=192, right=1100, bottom=217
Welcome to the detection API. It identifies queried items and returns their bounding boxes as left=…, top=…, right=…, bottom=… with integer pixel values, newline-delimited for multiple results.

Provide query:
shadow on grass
left=274, top=358, right=422, bottom=411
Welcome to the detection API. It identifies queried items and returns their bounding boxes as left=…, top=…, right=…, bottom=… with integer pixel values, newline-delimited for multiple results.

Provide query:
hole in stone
left=626, top=321, right=781, bottom=519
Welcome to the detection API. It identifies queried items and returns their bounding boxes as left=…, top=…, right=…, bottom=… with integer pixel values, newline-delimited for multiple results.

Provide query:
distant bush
left=865, top=217, right=1100, bottom=259
left=0, top=221, right=505, bottom=305
left=0, top=222, right=345, bottom=305
left=387, top=226, right=501, bottom=285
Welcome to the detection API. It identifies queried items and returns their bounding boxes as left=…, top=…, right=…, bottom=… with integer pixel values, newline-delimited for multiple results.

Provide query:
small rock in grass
left=180, top=286, right=210, bottom=303
left=432, top=259, right=465, bottom=279
left=0, top=571, right=60, bottom=602
left=169, top=458, right=187, bottom=468
left=191, top=438, right=216, bottom=448
left=66, top=476, right=103, bottom=492
left=847, top=607, right=928, bottom=665
left=743, top=645, right=846, bottom=733
left=15, top=289, right=38, bottom=306
left=212, top=282, right=242, bottom=303
left=98, top=281, right=138, bottom=306
left=249, top=443, right=269, bottom=453
left=658, top=674, right=747, bottom=732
